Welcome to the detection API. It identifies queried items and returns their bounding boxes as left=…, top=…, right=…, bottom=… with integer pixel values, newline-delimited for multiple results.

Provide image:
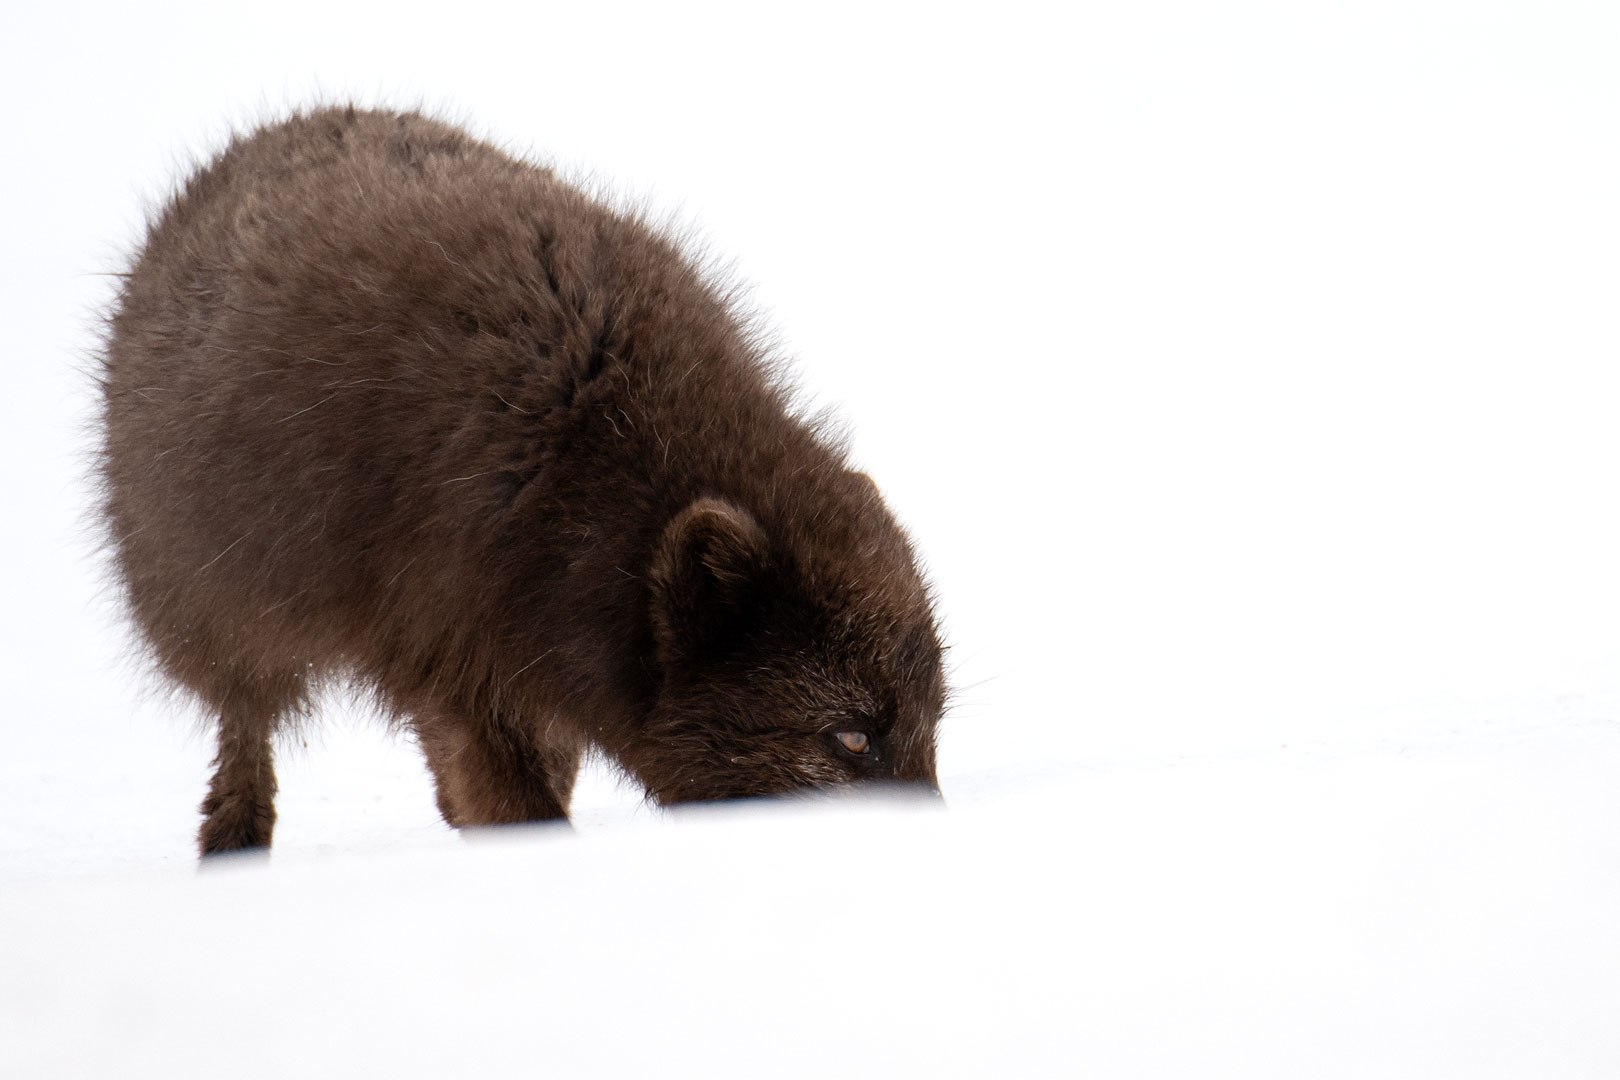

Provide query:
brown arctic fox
left=99, top=106, right=946, bottom=855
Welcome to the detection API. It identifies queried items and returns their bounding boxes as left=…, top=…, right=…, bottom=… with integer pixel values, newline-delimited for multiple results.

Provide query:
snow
left=4, top=1, right=1620, bottom=1076
left=9, top=732, right=1620, bottom=1077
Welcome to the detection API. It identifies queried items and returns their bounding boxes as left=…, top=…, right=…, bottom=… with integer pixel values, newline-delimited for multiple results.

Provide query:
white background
left=3, top=2, right=1618, bottom=1076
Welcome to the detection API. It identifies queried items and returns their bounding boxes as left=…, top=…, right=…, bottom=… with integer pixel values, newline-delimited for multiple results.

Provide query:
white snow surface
left=9, top=733, right=1620, bottom=1079
left=5, top=2, right=1620, bottom=1076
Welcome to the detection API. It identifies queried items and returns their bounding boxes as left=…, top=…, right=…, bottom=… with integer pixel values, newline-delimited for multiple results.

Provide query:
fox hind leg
left=196, top=674, right=304, bottom=856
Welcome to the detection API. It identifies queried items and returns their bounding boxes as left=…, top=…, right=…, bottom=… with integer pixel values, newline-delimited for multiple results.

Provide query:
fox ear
left=648, top=498, right=769, bottom=669
left=849, top=470, right=884, bottom=506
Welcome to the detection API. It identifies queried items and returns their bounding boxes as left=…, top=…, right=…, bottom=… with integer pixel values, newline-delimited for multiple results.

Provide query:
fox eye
left=835, top=731, right=871, bottom=754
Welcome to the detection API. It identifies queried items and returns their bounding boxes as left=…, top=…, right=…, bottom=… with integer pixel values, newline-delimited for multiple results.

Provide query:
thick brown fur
left=98, top=106, right=946, bottom=856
